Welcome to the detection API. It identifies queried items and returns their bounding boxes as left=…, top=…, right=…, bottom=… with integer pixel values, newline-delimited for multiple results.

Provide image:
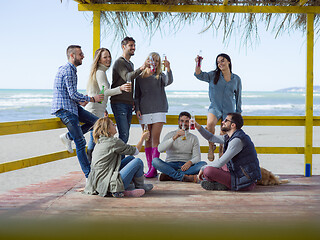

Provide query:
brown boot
left=208, top=142, right=216, bottom=161
left=159, top=173, right=174, bottom=181
left=182, top=174, right=199, bottom=183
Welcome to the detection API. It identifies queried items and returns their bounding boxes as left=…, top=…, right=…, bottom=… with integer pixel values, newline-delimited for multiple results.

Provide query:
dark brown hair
left=213, top=53, right=232, bottom=85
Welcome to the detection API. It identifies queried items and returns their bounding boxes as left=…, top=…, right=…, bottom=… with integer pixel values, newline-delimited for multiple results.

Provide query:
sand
left=0, top=124, right=319, bottom=194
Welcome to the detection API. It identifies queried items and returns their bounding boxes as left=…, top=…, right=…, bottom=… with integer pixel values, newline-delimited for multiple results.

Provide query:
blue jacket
left=224, top=129, right=261, bottom=191
left=194, top=71, right=242, bottom=119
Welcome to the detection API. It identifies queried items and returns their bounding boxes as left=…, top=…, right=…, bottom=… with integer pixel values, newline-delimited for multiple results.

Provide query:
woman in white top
left=85, top=48, right=131, bottom=162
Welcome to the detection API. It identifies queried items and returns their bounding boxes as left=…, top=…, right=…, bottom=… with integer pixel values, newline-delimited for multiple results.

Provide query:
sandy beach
left=1, top=124, right=319, bottom=194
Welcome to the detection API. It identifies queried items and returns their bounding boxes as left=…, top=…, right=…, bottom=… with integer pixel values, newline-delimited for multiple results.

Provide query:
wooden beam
left=73, top=0, right=91, bottom=4
left=0, top=150, right=77, bottom=174
left=305, top=13, right=314, bottom=177
left=78, top=4, right=320, bottom=14
left=0, top=118, right=66, bottom=136
left=1, top=116, right=320, bottom=136
left=93, top=11, right=101, bottom=57
left=223, top=0, right=229, bottom=6
left=299, top=0, right=309, bottom=6
left=3, top=146, right=320, bottom=174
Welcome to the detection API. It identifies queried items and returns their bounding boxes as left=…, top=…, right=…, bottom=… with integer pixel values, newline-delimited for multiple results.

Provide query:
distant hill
left=276, top=86, right=320, bottom=93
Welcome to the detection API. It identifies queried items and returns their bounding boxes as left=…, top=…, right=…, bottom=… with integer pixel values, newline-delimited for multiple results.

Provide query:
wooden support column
left=305, top=13, right=314, bottom=177
left=93, top=11, right=101, bottom=58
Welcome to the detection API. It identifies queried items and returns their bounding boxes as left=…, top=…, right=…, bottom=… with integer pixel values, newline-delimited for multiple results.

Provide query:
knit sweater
left=134, top=70, right=173, bottom=114
left=85, top=64, right=122, bottom=118
left=157, top=129, right=201, bottom=164
left=110, top=57, right=142, bottom=105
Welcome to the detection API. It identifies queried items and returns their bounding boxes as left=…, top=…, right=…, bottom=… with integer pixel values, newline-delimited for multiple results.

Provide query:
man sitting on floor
left=152, top=111, right=207, bottom=182
left=196, top=112, right=261, bottom=191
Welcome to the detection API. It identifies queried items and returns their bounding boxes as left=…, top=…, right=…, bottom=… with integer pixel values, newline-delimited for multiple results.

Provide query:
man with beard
left=110, top=37, right=147, bottom=147
left=51, top=45, right=104, bottom=179
left=196, top=112, right=261, bottom=191
left=152, top=111, right=207, bottom=182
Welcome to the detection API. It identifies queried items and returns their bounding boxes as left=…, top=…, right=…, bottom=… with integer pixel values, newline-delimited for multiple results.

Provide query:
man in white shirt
left=152, top=111, right=207, bottom=182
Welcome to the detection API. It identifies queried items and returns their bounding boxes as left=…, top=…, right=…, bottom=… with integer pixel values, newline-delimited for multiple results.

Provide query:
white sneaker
left=60, top=133, right=73, bottom=153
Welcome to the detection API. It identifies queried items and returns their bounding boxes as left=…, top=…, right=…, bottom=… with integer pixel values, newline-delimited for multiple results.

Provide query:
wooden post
left=93, top=11, right=101, bottom=58
left=305, top=13, right=314, bottom=177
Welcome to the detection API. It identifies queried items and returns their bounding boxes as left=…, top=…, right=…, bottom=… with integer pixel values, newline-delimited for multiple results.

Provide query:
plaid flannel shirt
left=51, top=62, right=90, bottom=116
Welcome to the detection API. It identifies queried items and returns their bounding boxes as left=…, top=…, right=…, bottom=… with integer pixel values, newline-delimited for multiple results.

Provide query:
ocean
left=0, top=89, right=319, bottom=123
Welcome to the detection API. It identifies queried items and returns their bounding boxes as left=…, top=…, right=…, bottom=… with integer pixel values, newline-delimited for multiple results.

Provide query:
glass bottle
left=126, top=80, right=132, bottom=92
left=181, top=125, right=187, bottom=140
left=197, top=50, right=203, bottom=68
left=162, top=54, right=166, bottom=71
left=149, top=55, right=156, bottom=72
left=143, top=124, right=149, bottom=141
left=190, top=111, right=195, bottom=130
left=98, top=85, right=104, bottom=104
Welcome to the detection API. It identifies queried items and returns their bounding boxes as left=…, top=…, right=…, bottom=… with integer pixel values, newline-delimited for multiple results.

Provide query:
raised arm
left=196, top=123, right=224, bottom=144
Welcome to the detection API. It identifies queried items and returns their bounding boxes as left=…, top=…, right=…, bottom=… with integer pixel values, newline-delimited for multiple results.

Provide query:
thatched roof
left=68, top=1, right=320, bottom=43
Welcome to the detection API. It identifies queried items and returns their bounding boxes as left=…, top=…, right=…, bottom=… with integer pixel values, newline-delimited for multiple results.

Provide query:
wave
left=243, top=104, right=305, bottom=111
left=167, top=92, right=208, bottom=99
left=242, top=95, right=263, bottom=98
left=0, top=98, right=52, bottom=108
left=6, top=94, right=52, bottom=99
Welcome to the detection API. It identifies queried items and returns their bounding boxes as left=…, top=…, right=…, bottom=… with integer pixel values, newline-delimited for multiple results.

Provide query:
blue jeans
left=55, top=106, right=98, bottom=178
left=111, top=103, right=133, bottom=144
left=152, top=158, right=207, bottom=181
left=87, top=130, right=95, bottom=151
left=119, top=156, right=144, bottom=190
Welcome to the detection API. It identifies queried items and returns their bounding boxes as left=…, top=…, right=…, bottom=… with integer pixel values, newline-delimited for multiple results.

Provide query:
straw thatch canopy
left=68, top=1, right=320, bottom=43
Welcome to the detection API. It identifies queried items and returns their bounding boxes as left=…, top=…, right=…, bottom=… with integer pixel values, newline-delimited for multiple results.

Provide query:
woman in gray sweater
left=135, top=52, right=173, bottom=178
left=84, top=117, right=152, bottom=198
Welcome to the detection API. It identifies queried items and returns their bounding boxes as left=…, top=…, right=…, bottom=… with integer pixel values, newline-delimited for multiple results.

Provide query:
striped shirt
left=51, top=62, right=90, bottom=116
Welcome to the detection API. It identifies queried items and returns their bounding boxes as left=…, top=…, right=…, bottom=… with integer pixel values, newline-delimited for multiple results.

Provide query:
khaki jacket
left=84, top=136, right=136, bottom=197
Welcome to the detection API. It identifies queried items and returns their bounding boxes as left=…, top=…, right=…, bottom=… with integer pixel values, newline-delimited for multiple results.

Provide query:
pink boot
left=144, top=147, right=159, bottom=178
left=144, top=147, right=153, bottom=176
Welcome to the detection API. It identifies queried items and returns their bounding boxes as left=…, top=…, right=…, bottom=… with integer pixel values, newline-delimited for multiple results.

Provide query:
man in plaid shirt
left=51, top=45, right=104, bottom=179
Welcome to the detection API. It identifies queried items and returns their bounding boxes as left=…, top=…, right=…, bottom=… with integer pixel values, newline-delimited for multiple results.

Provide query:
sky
left=0, top=0, right=319, bottom=91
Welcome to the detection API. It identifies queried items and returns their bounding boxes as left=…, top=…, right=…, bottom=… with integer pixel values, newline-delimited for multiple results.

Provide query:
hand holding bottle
left=120, top=82, right=131, bottom=92
left=163, top=57, right=170, bottom=72
left=181, top=125, right=187, bottom=140
left=195, top=51, right=203, bottom=75
left=93, top=93, right=104, bottom=103
left=98, top=85, right=105, bottom=104
left=162, top=54, right=166, bottom=71
left=197, top=50, right=203, bottom=67
left=143, top=124, right=150, bottom=141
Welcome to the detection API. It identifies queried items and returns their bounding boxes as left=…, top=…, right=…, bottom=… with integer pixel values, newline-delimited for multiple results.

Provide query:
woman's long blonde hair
left=141, top=52, right=161, bottom=79
left=92, top=117, right=113, bottom=143
left=86, top=48, right=111, bottom=94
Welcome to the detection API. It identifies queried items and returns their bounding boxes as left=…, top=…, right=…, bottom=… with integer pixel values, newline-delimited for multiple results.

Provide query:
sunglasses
left=223, top=118, right=234, bottom=124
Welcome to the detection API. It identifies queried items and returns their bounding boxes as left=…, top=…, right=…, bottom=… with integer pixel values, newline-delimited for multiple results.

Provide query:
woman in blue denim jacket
left=194, top=53, right=242, bottom=161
